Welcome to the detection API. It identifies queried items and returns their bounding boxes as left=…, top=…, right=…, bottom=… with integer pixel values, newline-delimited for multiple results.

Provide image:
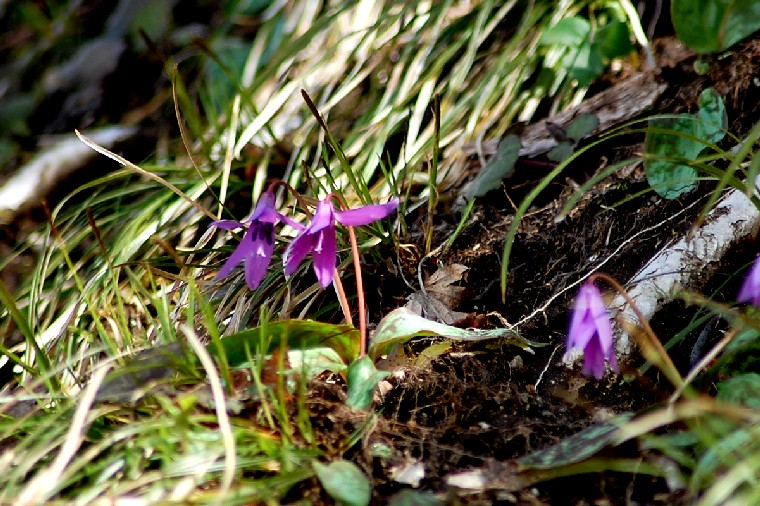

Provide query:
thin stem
left=331, top=194, right=368, bottom=356
left=425, top=94, right=441, bottom=254
left=591, top=273, right=684, bottom=389
left=268, top=180, right=310, bottom=216
left=332, top=268, right=354, bottom=327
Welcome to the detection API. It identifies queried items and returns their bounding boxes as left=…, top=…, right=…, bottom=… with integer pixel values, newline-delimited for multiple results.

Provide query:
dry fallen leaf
left=405, top=263, right=469, bottom=324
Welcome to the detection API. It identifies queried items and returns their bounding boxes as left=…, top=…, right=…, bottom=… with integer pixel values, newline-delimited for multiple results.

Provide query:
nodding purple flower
left=738, top=256, right=760, bottom=307
left=565, top=282, right=618, bottom=380
left=211, top=191, right=284, bottom=290
left=284, top=197, right=399, bottom=288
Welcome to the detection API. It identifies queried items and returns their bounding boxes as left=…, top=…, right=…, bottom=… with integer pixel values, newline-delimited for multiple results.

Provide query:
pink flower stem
left=591, top=273, right=683, bottom=388
left=331, top=194, right=368, bottom=356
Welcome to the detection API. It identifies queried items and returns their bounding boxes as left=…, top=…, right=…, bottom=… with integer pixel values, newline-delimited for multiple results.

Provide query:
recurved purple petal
left=738, top=256, right=760, bottom=306
left=211, top=220, right=245, bottom=230
left=308, top=200, right=336, bottom=232
left=215, top=227, right=253, bottom=280
left=312, top=226, right=337, bottom=288
left=334, top=198, right=399, bottom=226
left=249, top=191, right=279, bottom=223
left=284, top=232, right=316, bottom=276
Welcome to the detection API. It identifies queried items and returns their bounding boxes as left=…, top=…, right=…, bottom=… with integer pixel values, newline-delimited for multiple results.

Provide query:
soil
left=311, top=35, right=760, bottom=504
left=4, top=4, right=760, bottom=503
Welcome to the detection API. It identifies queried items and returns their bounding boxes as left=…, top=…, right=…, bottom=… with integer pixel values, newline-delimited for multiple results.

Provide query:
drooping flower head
left=565, top=282, right=618, bottom=380
left=211, top=190, right=284, bottom=290
left=284, top=197, right=399, bottom=288
left=738, top=255, right=760, bottom=307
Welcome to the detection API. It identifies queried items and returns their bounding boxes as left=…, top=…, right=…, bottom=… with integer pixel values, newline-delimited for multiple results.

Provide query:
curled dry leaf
left=405, top=263, right=470, bottom=324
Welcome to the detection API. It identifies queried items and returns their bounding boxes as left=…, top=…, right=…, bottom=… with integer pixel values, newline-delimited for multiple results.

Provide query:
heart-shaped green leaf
left=644, top=88, right=726, bottom=199
left=464, top=135, right=522, bottom=200
left=346, top=356, right=390, bottom=410
left=672, top=0, right=760, bottom=53
left=313, top=460, right=371, bottom=506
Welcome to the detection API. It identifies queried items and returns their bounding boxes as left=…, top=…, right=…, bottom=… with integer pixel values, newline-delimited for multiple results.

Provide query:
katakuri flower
left=211, top=190, right=285, bottom=290
left=284, top=197, right=399, bottom=288
left=738, top=255, right=760, bottom=307
left=565, top=282, right=618, bottom=380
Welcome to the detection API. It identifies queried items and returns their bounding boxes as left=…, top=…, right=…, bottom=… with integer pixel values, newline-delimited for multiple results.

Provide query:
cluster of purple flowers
left=567, top=256, right=760, bottom=380
left=211, top=191, right=399, bottom=290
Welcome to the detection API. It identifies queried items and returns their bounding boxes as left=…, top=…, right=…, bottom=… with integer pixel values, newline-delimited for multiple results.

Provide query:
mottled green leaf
left=565, top=114, right=599, bottom=143
left=539, top=17, right=590, bottom=46
left=314, top=460, right=371, bottom=506
left=672, top=0, right=760, bottom=53
left=346, top=356, right=390, bottom=410
left=518, top=413, right=633, bottom=469
left=547, top=142, right=574, bottom=163
left=96, top=343, right=186, bottom=403
left=369, top=307, right=541, bottom=360
left=644, top=88, right=726, bottom=199
left=217, top=320, right=360, bottom=365
left=97, top=320, right=359, bottom=402
left=464, top=135, right=521, bottom=200
left=697, top=88, right=727, bottom=143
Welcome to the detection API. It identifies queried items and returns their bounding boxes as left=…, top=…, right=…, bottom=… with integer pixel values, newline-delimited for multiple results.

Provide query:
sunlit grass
left=3, top=0, right=759, bottom=503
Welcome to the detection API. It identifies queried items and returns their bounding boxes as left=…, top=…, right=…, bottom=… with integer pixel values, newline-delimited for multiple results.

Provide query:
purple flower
left=211, top=191, right=284, bottom=290
left=284, top=197, right=399, bottom=288
left=564, top=282, right=618, bottom=380
left=738, top=256, right=760, bottom=306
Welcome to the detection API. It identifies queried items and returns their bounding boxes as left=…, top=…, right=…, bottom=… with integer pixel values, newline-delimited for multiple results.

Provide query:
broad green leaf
left=369, top=307, right=541, bottom=360
left=346, top=356, right=390, bottom=410
left=539, top=17, right=590, bottom=46
left=547, top=114, right=599, bottom=162
left=547, top=142, right=574, bottom=163
left=464, top=135, right=522, bottom=200
left=96, top=343, right=186, bottom=403
left=595, top=20, right=634, bottom=60
left=288, top=347, right=348, bottom=376
left=644, top=88, right=726, bottom=199
left=518, top=413, right=634, bottom=469
left=644, top=118, right=701, bottom=198
left=565, top=114, right=599, bottom=143
left=716, top=373, right=760, bottom=409
left=566, top=42, right=605, bottom=87
left=313, top=460, right=371, bottom=506
left=414, top=341, right=453, bottom=368
left=97, top=320, right=359, bottom=402
left=672, top=0, right=760, bottom=53
left=697, top=88, right=727, bottom=143
left=217, top=320, right=360, bottom=365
